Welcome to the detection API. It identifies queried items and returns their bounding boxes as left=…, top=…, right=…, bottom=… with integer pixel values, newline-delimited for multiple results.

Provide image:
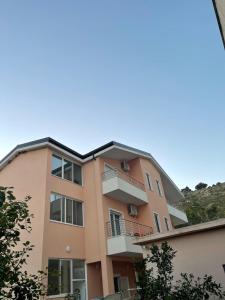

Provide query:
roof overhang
left=85, top=142, right=184, bottom=203
left=213, top=0, right=225, bottom=48
left=135, top=218, right=225, bottom=245
left=0, top=138, right=183, bottom=204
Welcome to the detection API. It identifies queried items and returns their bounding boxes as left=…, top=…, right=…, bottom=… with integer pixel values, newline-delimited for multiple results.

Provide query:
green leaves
left=0, top=187, right=46, bottom=299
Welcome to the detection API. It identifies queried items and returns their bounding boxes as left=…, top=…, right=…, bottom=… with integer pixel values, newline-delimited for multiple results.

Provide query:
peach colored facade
left=0, top=138, right=187, bottom=299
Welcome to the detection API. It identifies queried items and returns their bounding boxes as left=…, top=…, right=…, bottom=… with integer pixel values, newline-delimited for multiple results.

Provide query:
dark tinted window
left=52, top=155, right=62, bottom=177
left=48, top=260, right=60, bottom=295
left=73, top=201, right=83, bottom=226
left=73, top=164, right=82, bottom=185
left=63, top=159, right=72, bottom=181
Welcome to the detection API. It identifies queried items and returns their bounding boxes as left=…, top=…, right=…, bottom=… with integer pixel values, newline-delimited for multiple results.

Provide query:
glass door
left=110, top=211, right=122, bottom=237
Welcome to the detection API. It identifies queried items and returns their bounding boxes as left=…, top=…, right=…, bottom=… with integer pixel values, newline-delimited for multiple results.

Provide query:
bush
left=0, top=187, right=46, bottom=299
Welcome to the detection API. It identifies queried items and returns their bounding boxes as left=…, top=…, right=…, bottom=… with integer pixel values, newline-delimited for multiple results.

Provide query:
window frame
left=63, top=159, right=73, bottom=181
left=47, top=258, right=86, bottom=298
left=108, top=208, right=124, bottom=237
left=222, top=264, right=225, bottom=273
left=51, top=154, right=63, bottom=178
left=156, top=179, right=163, bottom=197
left=51, top=153, right=83, bottom=186
left=164, top=216, right=170, bottom=231
left=50, top=192, right=84, bottom=228
left=153, top=212, right=161, bottom=233
left=145, top=172, right=153, bottom=191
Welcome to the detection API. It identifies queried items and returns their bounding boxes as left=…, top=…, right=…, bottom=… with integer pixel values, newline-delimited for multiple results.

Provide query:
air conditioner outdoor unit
left=128, top=204, right=138, bottom=217
left=121, top=160, right=130, bottom=172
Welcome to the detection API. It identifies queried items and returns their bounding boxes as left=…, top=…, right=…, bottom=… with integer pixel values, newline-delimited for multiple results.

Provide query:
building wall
left=0, top=149, right=48, bottom=275
left=144, top=228, right=225, bottom=289
left=42, top=149, right=86, bottom=278
left=101, top=157, right=172, bottom=233
left=87, top=262, right=103, bottom=299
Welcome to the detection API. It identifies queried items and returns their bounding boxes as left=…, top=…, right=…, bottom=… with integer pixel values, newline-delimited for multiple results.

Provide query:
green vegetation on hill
left=179, top=182, right=225, bottom=226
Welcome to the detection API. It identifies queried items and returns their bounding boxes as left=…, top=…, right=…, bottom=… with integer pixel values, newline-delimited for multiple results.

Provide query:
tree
left=0, top=186, right=46, bottom=299
left=195, top=183, right=208, bottom=190
left=135, top=242, right=225, bottom=300
left=181, top=186, right=192, bottom=195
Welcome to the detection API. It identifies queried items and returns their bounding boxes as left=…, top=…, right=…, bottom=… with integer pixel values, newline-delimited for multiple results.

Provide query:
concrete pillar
left=101, top=256, right=115, bottom=296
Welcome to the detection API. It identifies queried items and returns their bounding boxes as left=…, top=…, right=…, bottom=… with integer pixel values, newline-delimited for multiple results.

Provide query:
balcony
left=102, top=169, right=148, bottom=205
left=167, top=204, right=188, bottom=226
left=106, top=219, right=153, bottom=256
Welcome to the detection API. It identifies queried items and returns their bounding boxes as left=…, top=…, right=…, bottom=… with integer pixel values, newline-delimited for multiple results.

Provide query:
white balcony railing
left=102, top=169, right=148, bottom=205
left=106, top=219, right=153, bottom=256
left=102, top=169, right=145, bottom=191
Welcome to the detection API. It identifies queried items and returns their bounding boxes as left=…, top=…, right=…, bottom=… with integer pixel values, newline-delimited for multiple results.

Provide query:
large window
left=48, top=259, right=86, bottom=299
left=51, top=154, right=82, bottom=185
left=50, top=193, right=83, bottom=226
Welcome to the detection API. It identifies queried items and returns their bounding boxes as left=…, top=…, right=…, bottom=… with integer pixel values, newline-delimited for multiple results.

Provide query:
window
left=50, top=193, right=63, bottom=222
left=156, top=180, right=163, bottom=197
left=52, top=155, right=62, bottom=177
left=153, top=213, right=161, bottom=233
left=110, top=210, right=122, bottom=237
left=50, top=193, right=83, bottom=226
left=48, top=259, right=86, bottom=299
left=66, top=198, right=73, bottom=223
left=51, top=154, right=82, bottom=185
left=146, top=173, right=153, bottom=191
left=164, top=217, right=170, bottom=231
left=63, top=159, right=72, bottom=181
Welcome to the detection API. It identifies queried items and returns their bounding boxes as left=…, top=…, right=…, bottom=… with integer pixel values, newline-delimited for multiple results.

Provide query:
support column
left=101, top=256, right=115, bottom=297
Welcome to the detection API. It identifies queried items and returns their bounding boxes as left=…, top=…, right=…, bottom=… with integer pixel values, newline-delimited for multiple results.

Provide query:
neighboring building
left=213, top=0, right=225, bottom=48
left=0, top=138, right=187, bottom=300
left=135, top=219, right=225, bottom=290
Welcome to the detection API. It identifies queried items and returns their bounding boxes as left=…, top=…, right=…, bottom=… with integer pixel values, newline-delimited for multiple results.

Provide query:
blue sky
left=0, top=1, right=224, bottom=189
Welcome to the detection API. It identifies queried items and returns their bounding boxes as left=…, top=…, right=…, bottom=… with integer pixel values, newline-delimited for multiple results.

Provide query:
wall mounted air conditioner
left=128, top=204, right=138, bottom=217
left=121, top=160, right=130, bottom=172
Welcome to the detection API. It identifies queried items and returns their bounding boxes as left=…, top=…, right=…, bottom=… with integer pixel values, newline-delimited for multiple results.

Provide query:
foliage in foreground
left=0, top=187, right=46, bottom=299
left=135, top=242, right=225, bottom=300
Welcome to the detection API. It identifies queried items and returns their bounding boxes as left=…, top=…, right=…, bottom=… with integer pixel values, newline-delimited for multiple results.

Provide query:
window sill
left=50, top=220, right=84, bottom=228
left=51, top=174, right=83, bottom=187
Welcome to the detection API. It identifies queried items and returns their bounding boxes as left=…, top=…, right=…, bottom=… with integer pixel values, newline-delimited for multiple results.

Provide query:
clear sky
left=0, top=1, right=224, bottom=190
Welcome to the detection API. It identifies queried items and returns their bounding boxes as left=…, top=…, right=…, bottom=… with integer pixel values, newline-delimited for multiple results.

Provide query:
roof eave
left=213, top=0, right=225, bottom=49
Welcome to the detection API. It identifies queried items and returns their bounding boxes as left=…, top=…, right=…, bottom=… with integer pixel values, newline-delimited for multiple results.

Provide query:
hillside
left=179, top=182, right=225, bottom=226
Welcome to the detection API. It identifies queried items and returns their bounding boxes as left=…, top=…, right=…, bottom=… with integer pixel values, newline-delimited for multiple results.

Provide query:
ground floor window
left=48, top=258, right=86, bottom=299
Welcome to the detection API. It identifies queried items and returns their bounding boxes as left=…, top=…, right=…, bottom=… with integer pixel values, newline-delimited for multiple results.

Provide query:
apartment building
left=0, top=138, right=187, bottom=300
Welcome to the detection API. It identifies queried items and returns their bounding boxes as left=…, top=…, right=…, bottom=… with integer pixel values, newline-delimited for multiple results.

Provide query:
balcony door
left=110, top=211, right=122, bottom=237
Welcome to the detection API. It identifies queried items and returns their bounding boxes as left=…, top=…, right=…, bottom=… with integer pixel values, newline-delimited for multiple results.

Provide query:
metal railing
left=106, top=219, right=153, bottom=239
left=102, top=169, right=145, bottom=191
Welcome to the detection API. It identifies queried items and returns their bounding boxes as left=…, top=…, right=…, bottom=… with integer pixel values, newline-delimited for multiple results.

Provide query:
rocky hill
left=179, top=182, right=225, bottom=226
